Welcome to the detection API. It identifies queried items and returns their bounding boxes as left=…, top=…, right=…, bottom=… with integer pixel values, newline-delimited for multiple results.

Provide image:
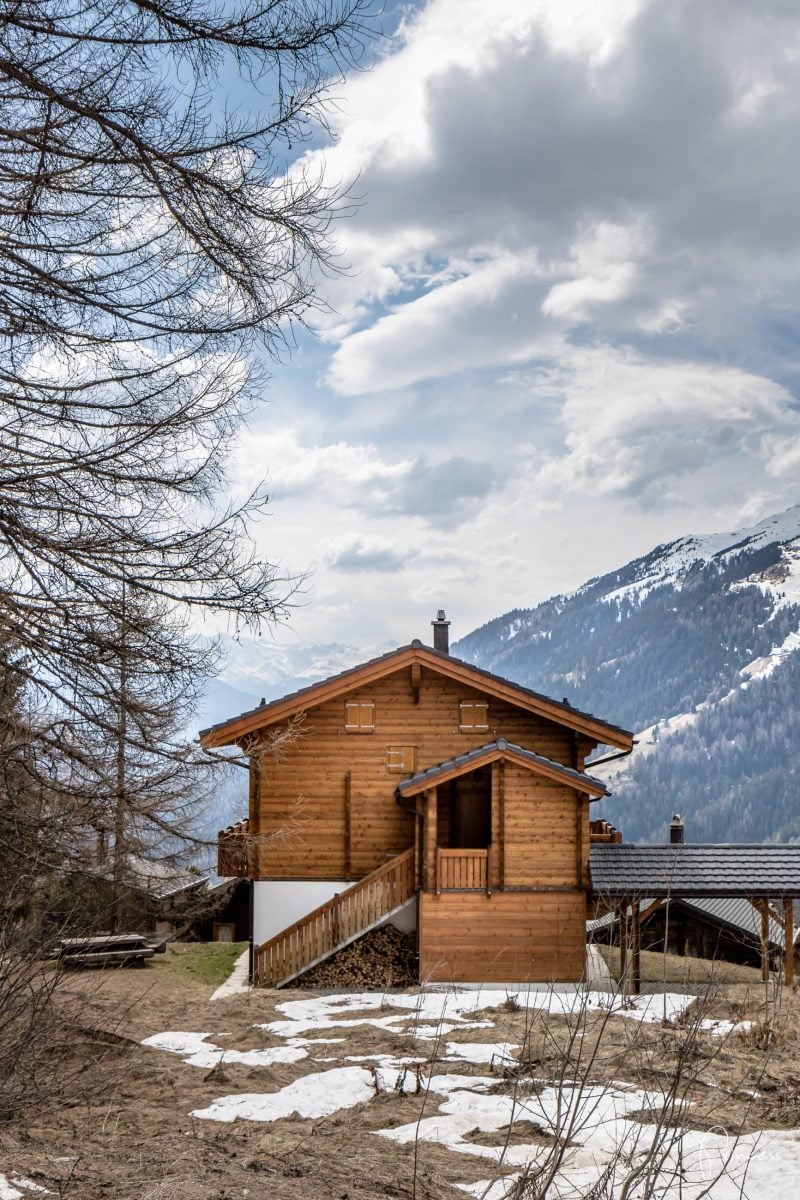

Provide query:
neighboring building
left=202, top=614, right=633, bottom=985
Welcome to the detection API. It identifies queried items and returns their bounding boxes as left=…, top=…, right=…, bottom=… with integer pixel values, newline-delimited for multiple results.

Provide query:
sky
left=222, top=0, right=800, bottom=651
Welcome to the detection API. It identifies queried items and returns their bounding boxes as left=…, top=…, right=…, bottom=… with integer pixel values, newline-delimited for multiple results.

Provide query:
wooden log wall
left=250, top=667, right=575, bottom=881
left=419, top=890, right=586, bottom=982
left=501, top=767, right=586, bottom=889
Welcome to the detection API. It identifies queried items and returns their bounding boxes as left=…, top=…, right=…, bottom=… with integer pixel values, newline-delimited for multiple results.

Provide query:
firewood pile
left=295, top=923, right=417, bottom=989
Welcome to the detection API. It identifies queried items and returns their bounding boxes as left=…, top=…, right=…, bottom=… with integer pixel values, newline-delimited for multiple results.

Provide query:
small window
left=459, top=700, right=489, bottom=732
left=387, top=746, right=416, bottom=773
left=345, top=700, right=375, bottom=732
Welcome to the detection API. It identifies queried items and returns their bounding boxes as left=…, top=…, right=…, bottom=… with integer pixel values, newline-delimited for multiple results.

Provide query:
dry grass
left=1, top=944, right=799, bottom=1199
left=595, top=943, right=768, bottom=986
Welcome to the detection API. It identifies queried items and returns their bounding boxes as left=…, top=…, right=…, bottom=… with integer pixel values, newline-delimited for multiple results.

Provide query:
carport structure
left=590, top=844, right=800, bottom=993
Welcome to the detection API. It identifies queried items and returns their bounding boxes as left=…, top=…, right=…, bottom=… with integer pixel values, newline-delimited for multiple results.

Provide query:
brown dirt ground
left=2, top=946, right=800, bottom=1199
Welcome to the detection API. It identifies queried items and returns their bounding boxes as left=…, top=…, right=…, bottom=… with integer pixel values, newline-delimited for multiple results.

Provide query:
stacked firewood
left=296, top=924, right=417, bottom=990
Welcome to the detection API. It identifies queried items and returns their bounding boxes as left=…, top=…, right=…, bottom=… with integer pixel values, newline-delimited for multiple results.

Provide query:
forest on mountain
left=456, top=539, right=800, bottom=844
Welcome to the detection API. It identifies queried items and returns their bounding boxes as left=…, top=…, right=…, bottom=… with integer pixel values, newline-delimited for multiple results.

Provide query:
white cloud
left=531, top=349, right=799, bottom=503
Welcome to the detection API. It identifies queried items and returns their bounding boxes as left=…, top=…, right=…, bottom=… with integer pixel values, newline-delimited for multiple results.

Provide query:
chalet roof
left=199, top=640, right=634, bottom=751
left=590, top=844, right=800, bottom=898
left=396, top=737, right=609, bottom=799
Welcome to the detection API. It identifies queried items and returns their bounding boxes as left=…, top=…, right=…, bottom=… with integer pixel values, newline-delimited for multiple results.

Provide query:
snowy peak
left=454, top=502, right=800, bottom=844
left=588, top=502, right=800, bottom=606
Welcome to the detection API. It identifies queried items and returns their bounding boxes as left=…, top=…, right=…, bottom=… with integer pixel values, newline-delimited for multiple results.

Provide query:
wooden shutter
left=345, top=700, right=375, bottom=732
left=459, top=700, right=489, bottom=732
left=386, top=746, right=416, bottom=773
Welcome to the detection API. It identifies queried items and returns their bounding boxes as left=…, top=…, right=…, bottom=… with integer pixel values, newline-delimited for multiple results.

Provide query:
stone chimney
left=431, top=609, right=451, bottom=653
left=669, top=813, right=685, bottom=845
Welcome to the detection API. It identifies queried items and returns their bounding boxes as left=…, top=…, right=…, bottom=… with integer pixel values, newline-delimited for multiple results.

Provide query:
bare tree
left=0, top=0, right=378, bottom=1102
left=0, top=0, right=375, bottom=700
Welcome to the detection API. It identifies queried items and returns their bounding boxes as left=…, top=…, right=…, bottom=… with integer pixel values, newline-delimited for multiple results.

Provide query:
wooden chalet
left=202, top=613, right=633, bottom=986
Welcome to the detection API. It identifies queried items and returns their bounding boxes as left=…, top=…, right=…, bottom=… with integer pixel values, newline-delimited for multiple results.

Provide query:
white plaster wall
left=253, top=880, right=348, bottom=946
left=252, top=881, right=418, bottom=945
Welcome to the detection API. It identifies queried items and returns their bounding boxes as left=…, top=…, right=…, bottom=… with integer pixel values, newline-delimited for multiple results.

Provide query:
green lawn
left=155, top=940, right=248, bottom=987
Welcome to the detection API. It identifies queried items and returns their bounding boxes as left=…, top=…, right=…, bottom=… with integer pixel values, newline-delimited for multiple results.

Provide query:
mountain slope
left=455, top=505, right=800, bottom=844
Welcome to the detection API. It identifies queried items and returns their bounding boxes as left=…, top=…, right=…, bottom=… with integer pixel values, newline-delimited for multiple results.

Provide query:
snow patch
left=191, top=1065, right=376, bottom=1123
left=141, top=1031, right=307, bottom=1069
left=0, top=1176, right=50, bottom=1199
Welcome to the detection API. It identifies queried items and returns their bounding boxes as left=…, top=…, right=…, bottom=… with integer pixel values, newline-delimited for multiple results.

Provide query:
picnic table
left=51, top=933, right=158, bottom=969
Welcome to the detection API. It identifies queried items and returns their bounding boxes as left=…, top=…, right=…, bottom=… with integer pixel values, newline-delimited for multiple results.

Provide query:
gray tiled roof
left=199, top=640, right=632, bottom=743
left=590, top=844, right=800, bottom=898
left=396, top=737, right=608, bottom=796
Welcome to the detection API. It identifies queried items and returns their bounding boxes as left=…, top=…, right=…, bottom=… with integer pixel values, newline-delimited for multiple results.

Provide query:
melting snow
left=141, top=1031, right=307, bottom=1069
left=191, top=1065, right=376, bottom=1122
left=0, top=1176, right=49, bottom=1199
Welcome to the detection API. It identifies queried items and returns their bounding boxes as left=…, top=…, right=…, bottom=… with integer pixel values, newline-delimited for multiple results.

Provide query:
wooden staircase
left=253, top=848, right=416, bottom=987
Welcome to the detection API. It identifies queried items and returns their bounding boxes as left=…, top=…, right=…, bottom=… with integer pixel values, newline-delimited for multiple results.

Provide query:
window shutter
left=345, top=700, right=375, bottom=732
left=459, top=700, right=489, bottom=731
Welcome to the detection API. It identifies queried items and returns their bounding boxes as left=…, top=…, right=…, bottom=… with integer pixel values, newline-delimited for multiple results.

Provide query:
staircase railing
left=253, top=847, right=416, bottom=987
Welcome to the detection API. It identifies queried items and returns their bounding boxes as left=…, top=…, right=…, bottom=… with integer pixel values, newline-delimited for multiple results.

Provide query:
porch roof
left=395, top=737, right=609, bottom=799
left=590, top=844, right=800, bottom=898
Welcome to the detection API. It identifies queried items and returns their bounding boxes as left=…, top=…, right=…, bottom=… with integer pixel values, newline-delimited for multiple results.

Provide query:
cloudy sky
left=226, top=0, right=800, bottom=650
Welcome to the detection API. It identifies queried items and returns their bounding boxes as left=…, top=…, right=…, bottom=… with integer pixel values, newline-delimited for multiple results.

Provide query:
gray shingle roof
left=590, top=844, right=800, bottom=898
left=396, top=737, right=608, bottom=797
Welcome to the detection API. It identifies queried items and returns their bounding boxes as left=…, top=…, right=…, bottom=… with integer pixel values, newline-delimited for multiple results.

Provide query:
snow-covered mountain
left=455, top=504, right=800, bottom=845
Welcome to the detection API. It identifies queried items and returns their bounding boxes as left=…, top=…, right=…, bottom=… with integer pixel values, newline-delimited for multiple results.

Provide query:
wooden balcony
left=435, top=847, right=492, bottom=894
left=217, top=818, right=249, bottom=877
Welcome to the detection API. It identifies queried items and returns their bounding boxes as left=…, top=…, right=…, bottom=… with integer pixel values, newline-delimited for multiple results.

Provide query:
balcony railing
left=435, top=847, right=491, bottom=894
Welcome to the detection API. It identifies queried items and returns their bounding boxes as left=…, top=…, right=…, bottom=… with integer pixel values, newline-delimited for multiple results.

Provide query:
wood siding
left=419, top=890, right=586, bottom=982
left=501, top=767, right=584, bottom=889
left=251, top=666, right=573, bottom=881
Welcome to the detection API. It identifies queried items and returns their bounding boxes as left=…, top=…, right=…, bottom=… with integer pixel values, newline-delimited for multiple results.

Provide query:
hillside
left=454, top=505, right=800, bottom=845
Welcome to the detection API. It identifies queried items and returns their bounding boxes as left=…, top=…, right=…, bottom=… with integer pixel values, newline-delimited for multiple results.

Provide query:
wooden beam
left=619, top=900, right=629, bottom=984
left=756, top=899, right=770, bottom=982
left=344, top=770, right=352, bottom=880
left=410, top=661, right=421, bottom=704
left=498, top=761, right=505, bottom=890
left=641, top=898, right=665, bottom=922
left=785, top=898, right=795, bottom=987
left=631, top=900, right=641, bottom=996
left=423, top=789, right=437, bottom=892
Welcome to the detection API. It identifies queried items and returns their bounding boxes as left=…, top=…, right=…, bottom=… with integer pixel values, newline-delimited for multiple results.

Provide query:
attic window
left=345, top=700, right=375, bottom=732
left=459, top=700, right=489, bottom=732
left=386, top=746, right=416, bottom=773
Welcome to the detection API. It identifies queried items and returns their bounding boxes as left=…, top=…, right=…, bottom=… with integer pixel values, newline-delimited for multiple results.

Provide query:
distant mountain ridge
left=454, top=504, right=800, bottom=845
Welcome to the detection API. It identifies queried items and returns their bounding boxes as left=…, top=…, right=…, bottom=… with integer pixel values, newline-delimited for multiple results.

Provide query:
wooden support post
left=619, top=900, right=629, bottom=984
left=759, top=899, right=770, bottom=982
left=631, top=900, right=641, bottom=996
left=785, top=898, right=795, bottom=987
left=344, top=771, right=352, bottom=879
left=420, top=789, right=438, bottom=892
left=498, top=762, right=505, bottom=890
left=435, top=846, right=442, bottom=896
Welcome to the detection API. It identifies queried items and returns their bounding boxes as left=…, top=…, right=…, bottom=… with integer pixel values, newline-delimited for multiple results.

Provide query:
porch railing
left=435, top=847, right=492, bottom=894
